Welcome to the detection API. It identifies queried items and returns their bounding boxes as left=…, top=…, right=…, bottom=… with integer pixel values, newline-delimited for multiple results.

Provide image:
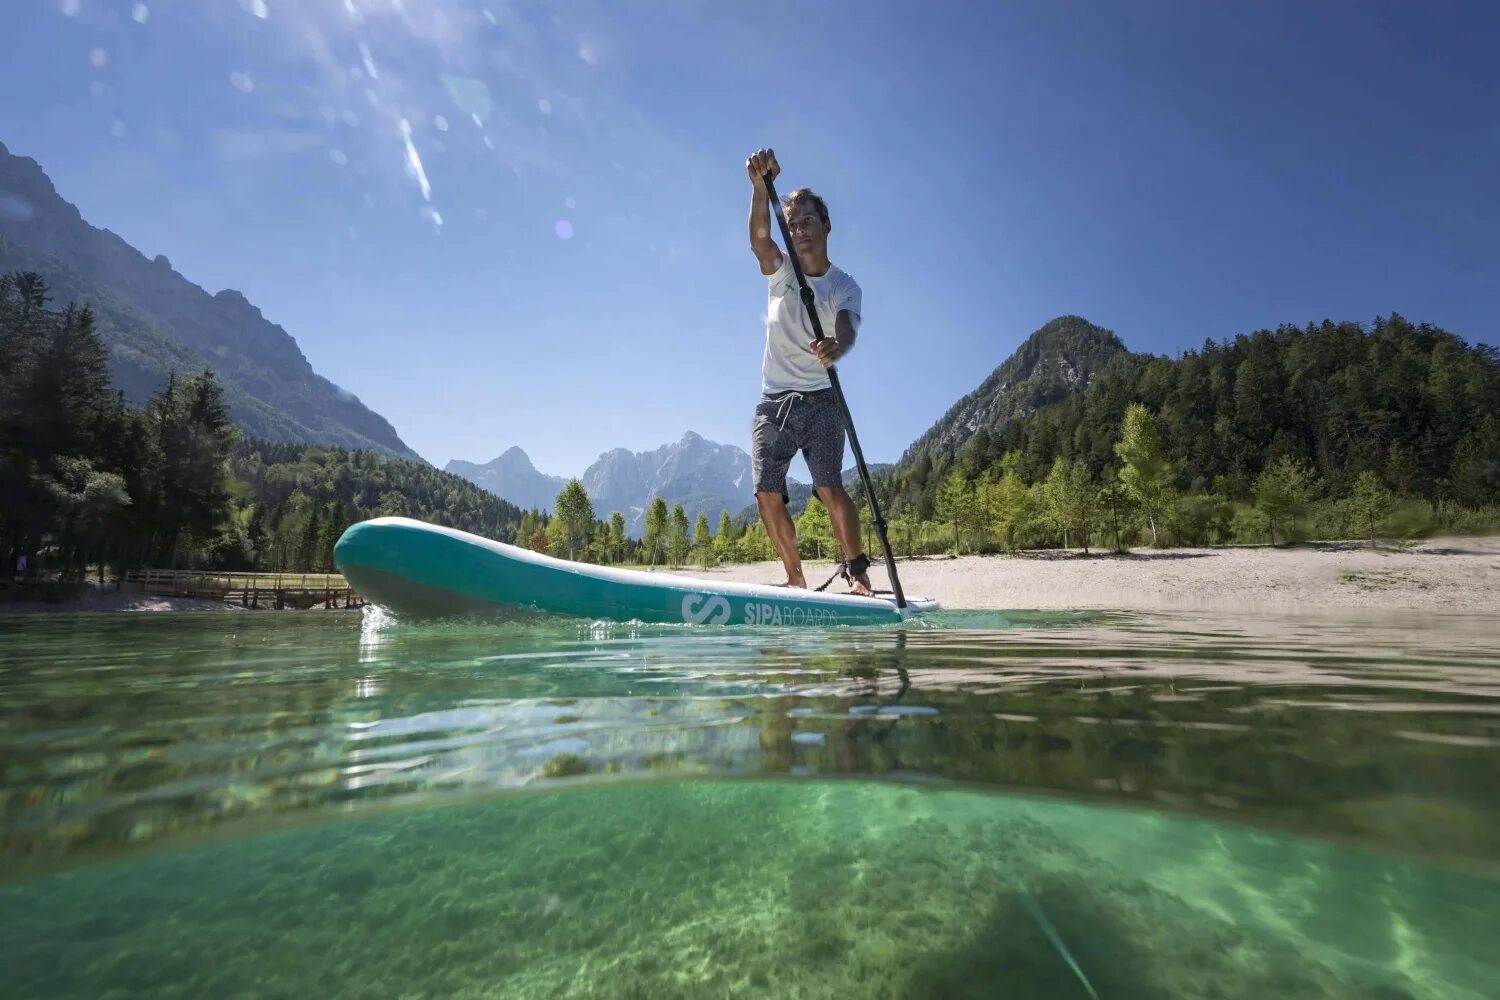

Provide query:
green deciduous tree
left=1115, top=403, right=1175, bottom=546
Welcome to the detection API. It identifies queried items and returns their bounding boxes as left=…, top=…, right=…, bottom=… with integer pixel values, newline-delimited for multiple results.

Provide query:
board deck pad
left=334, top=517, right=938, bottom=626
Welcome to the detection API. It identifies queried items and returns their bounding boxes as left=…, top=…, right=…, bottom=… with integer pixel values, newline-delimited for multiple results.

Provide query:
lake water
left=2, top=608, right=1498, bottom=998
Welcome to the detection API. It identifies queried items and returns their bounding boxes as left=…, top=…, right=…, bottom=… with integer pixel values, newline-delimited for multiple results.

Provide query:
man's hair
left=783, top=187, right=829, bottom=226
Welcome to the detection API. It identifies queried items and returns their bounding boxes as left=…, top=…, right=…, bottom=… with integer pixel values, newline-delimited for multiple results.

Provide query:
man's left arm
left=812, top=279, right=861, bottom=367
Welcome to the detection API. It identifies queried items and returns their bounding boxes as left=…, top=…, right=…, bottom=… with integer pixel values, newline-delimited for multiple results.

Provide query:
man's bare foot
left=781, top=573, right=807, bottom=589
left=850, top=578, right=874, bottom=597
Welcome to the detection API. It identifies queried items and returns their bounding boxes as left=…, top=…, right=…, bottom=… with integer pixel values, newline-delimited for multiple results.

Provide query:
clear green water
left=2, top=608, right=1498, bottom=997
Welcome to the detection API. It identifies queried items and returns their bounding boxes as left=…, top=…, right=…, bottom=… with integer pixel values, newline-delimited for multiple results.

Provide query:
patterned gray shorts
left=751, top=388, right=846, bottom=501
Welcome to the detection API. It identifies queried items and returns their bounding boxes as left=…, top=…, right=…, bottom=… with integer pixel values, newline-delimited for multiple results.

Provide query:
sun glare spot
left=132, top=3, right=149, bottom=24
left=554, top=220, right=574, bottom=240
left=400, top=118, right=433, bottom=201
left=230, top=71, right=255, bottom=94
left=89, top=48, right=108, bottom=68
left=59, top=0, right=80, bottom=17
left=358, top=41, right=380, bottom=81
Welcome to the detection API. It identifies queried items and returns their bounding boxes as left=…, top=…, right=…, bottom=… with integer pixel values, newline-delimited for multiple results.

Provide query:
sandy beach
left=709, top=537, right=1500, bottom=613
left=4, top=538, right=1496, bottom=615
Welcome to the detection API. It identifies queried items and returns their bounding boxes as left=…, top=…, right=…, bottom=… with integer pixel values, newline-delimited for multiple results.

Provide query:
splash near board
left=334, top=517, right=938, bottom=625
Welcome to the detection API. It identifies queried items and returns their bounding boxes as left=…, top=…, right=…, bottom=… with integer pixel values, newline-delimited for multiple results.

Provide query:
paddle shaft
left=762, top=173, right=906, bottom=609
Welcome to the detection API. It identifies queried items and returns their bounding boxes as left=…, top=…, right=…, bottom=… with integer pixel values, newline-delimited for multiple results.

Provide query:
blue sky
left=4, top=0, right=1496, bottom=474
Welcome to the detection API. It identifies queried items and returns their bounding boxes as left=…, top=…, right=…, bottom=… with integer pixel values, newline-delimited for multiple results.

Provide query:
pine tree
left=934, top=469, right=975, bottom=555
left=691, top=511, right=714, bottom=566
left=553, top=480, right=595, bottom=561
left=667, top=504, right=690, bottom=567
left=796, top=497, right=834, bottom=560
left=299, top=503, right=322, bottom=572
left=713, top=510, right=735, bottom=561
left=643, top=497, right=669, bottom=565
left=608, top=511, right=626, bottom=564
left=1349, top=471, right=1394, bottom=545
left=1253, top=455, right=1317, bottom=545
left=517, top=510, right=540, bottom=549
left=1044, top=457, right=1097, bottom=553
left=1096, top=483, right=1138, bottom=553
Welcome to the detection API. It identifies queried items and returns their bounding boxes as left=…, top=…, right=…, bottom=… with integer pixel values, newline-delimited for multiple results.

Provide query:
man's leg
left=756, top=491, right=805, bottom=587
left=815, top=485, right=874, bottom=595
left=751, top=396, right=803, bottom=587
left=801, top=390, right=874, bottom=596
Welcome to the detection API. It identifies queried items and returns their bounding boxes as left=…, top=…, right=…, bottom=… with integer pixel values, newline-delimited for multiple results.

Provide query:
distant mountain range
left=448, top=432, right=770, bottom=537
left=0, top=140, right=420, bottom=460
left=445, top=448, right=569, bottom=515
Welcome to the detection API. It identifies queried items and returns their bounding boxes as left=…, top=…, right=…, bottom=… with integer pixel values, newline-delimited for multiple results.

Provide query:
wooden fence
left=120, top=570, right=364, bottom=610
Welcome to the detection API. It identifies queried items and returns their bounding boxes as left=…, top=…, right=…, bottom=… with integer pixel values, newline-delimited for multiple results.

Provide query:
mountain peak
left=444, top=448, right=565, bottom=511
left=897, top=316, right=1131, bottom=467
left=1024, top=315, right=1125, bottom=355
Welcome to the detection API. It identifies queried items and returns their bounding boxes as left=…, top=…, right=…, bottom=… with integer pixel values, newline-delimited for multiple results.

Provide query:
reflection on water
left=2, top=608, right=1498, bottom=996
left=3, top=608, right=1498, bottom=878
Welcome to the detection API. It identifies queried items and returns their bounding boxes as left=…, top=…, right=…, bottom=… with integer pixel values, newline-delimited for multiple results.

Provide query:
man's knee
left=813, top=484, right=849, bottom=504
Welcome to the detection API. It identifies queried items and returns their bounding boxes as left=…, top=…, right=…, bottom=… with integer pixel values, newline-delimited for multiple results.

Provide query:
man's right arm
left=746, top=148, right=783, bottom=276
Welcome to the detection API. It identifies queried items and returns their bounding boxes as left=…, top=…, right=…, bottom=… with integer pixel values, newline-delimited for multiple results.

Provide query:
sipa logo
left=680, top=593, right=731, bottom=625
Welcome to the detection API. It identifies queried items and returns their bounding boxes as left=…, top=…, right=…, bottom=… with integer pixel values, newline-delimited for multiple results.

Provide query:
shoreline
left=0, top=580, right=350, bottom=615
left=708, top=537, right=1500, bottom=614
left=3, top=537, right=1495, bottom=616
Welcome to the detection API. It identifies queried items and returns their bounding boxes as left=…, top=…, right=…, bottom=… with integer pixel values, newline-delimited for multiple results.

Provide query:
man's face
left=786, top=202, right=829, bottom=259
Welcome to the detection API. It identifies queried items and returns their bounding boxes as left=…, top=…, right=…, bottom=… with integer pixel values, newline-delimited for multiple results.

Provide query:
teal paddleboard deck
left=335, top=517, right=938, bottom=625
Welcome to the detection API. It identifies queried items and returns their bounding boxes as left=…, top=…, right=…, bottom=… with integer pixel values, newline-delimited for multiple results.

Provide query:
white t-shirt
left=761, top=254, right=862, bottom=393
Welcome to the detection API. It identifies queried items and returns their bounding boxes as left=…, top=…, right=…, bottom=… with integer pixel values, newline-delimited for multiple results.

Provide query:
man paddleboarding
left=746, top=147, right=874, bottom=596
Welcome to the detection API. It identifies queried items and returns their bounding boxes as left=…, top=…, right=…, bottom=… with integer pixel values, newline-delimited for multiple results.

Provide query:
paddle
left=762, top=172, right=907, bottom=610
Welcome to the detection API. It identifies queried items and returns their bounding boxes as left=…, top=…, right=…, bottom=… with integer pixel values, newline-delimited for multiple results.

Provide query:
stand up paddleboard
left=335, top=517, right=938, bottom=625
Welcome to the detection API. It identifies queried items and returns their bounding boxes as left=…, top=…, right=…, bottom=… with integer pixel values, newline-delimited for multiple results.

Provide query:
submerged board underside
left=334, top=517, right=938, bottom=626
